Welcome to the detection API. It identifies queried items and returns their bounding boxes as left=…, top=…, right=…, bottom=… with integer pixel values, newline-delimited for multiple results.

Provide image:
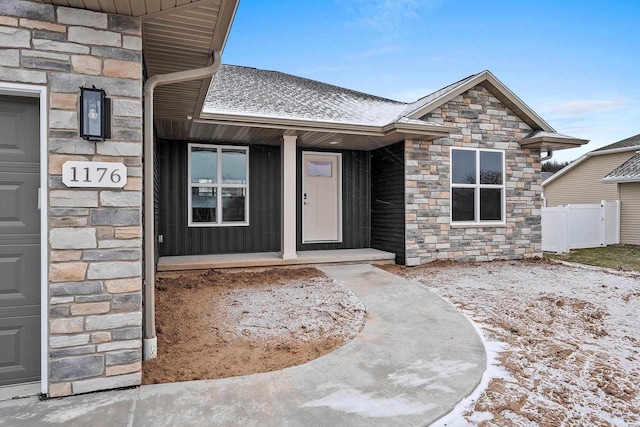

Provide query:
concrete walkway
left=0, top=264, right=485, bottom=426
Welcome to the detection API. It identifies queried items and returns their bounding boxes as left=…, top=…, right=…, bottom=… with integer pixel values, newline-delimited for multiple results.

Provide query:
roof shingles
left=203, top=64, right=585, bottom=148
left=204, top=65, right=407, bottom=126
left=595, top=133, right=640, bottom=152
left=603, top=152, right=640, bottom=181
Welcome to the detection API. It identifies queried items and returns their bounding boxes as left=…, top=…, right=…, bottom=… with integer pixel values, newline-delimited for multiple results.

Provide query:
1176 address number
left=62, top=161, right=128, bottom=188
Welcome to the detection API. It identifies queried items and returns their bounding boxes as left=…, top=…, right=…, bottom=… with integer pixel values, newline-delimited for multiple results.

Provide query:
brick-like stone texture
left=109, top=15, right=141, bottom=35
left=19, top=18, right=66, bottom=33
left=50, top=355, right=104, bottom=381
left=0, top=1, right=55, bottom=21
left=0, top=26, right=31, bottom=48
left=33, top=39, right=89, bottom=54
left=50, top=93, right=78, bottom=110
left=22, top=49, right=69, bottom=61
left=57, top=7, right=107, bottom=29
left=68, top=27, right=121, bottom=47
left=50, top=228, right=97, bottom=249
left=0, top=49, right=19, bottom=67
left=404, top=85, right=542, bottom=265
left=72, top=372, right=140, bottom=395
left=49, top=262, right=88, bottom=283
left=71, top=55, right=101, bottom=75
left=0, top=4, right=146, bottom=397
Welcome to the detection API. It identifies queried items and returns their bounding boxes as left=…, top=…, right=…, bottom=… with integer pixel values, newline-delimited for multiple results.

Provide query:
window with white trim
left=188, top=144, right=249, bottom=227
left=450, top=148, right=505, bottom=224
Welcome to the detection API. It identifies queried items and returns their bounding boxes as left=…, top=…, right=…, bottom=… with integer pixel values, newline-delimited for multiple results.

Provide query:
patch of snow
left=300, top=387, right=436, bottom=417
left=429, top=308, right=507, bottom=427
left=399, top=261, right=640, bottom=425
left=42, top=393, right=133, bottom=423
left=215, top=277, right=366, bottom=344
left=388, top=358, right=478, bottom=391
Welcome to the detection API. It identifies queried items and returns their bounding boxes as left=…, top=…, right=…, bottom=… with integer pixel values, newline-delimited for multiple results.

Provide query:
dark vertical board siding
left=157, top=141, right=281, bottom=256
left=153, top=143, right=160, bottom=263
left=297, top=149, right=371, bottom=251
left=371, top=142, right=405, bottom=264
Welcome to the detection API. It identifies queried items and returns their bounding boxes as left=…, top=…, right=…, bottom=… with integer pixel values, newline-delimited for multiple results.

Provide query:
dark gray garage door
left=0, top=95, right=41, bottom=387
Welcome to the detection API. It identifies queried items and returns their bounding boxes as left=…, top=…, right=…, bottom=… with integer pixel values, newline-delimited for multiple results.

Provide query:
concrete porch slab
left=157, top=248, right=395, bottom=271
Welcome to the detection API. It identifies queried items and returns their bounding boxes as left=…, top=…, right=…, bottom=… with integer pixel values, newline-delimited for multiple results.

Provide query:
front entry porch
left=157, top=248, right=395, bottom=271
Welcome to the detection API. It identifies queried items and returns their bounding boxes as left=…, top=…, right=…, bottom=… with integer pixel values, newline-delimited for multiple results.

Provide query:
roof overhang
left=519, top=135, right=589, bottom=151
left=543, top=144, right=640, bottom=187
left=599, top=177, right=640, bottom=184
left=194, top=112, right=455, bottom=149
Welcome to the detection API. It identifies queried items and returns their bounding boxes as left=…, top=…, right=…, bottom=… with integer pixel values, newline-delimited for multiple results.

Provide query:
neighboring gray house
left=0, top=0, right=586, bottom=401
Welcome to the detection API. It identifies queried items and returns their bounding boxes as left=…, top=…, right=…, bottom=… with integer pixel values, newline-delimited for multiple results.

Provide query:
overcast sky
left=223, top=0, right=640, bottom=163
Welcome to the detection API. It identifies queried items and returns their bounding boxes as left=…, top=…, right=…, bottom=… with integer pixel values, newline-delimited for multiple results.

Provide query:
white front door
left=302, top=153, right=341, bottom=243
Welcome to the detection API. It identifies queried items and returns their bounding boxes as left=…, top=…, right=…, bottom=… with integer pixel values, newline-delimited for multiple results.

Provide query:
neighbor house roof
left=594, top=133, right=640, bottom=152
left=201, top=65, right=587, bottom=148
left=541, top=171, right=554, bottom=181
left=543, top=133, right=640, bottom=187
left=601, top=152, right=640, bottom=183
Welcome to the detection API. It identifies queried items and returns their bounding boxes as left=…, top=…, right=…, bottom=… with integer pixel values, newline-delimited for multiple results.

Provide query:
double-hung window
left=188, top=143, right=249, bottom=227
left=450, top=148, right=505, bottom=224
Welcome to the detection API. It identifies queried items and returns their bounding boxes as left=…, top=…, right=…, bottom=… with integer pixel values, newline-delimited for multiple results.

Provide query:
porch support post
left=281, top=134, right=298, bottom=259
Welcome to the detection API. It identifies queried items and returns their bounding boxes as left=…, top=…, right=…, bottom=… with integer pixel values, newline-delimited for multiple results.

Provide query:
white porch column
left=281, top=134, right=298, bottom=259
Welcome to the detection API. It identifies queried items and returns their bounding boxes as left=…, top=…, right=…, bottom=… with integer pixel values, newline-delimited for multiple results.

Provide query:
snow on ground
left=395, top=260, right=640, bottom=426
left=216, top=277, right=366, bottom=344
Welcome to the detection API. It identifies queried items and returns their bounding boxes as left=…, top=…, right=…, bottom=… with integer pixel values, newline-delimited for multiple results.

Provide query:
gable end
left=420, top=85, right=533, bottom=146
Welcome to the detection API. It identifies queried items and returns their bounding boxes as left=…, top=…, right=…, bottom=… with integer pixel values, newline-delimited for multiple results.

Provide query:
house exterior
left=542, top=134, right=640, bottom=245
left=170, top=66, right=586, bottom=266
left=0, top=0, right=586, bottom=400
left=0, top=0, right=238, bottom=399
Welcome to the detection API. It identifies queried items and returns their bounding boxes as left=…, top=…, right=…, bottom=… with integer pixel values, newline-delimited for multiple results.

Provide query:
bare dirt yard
left=143, top=258, right=640, bottom=425
left=382, top=259, right=640, bottom=426
left=142, top=267, right=366, bottom=385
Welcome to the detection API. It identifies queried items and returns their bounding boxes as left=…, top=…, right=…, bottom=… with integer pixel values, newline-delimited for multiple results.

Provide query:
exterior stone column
left=0, top=1, right=144, bottom=397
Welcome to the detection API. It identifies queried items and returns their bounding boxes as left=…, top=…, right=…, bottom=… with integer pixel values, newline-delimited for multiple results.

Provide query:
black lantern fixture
left=80, top=86, right=111, bottom=141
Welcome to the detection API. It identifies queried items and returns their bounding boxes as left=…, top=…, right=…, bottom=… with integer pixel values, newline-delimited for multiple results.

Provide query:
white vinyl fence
left=542, top=201, right=620, bottom=253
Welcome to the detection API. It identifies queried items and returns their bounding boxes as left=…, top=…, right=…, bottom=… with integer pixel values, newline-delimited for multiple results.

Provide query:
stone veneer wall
left=0, top=1, right=143, bottom=397
left=405, top=85, right=542, bottom=265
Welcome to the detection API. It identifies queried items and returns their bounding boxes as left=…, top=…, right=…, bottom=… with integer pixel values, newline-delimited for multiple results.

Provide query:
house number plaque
left=62, top=161, right=127, bottom=188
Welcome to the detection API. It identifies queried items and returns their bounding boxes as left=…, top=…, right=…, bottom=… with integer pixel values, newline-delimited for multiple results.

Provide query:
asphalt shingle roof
left=202, top=64, right=582, bottom=147
left=603, top=152, right=640, bottom=180
left=204, top=65, right=408, bottom=126
left=396, top=72, right=480, bottom=119
left=594, top=133, right=640, bottom=152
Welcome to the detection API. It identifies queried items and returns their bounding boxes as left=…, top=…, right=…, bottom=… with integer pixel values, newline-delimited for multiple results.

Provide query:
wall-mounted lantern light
left=80, top=86, right=111, bottom=141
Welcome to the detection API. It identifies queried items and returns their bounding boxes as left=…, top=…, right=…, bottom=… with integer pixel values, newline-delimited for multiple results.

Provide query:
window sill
left=188, top=222, right=249, bottom=228
left=450, top=222, right=506, bottom=228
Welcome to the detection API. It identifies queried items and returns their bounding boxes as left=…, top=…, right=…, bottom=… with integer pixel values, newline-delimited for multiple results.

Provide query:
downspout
left=540, top=150, right=552, bottom=207
left=540, top=150, right=553, bottom=161
left=143, top=51, right=222, bottom=360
